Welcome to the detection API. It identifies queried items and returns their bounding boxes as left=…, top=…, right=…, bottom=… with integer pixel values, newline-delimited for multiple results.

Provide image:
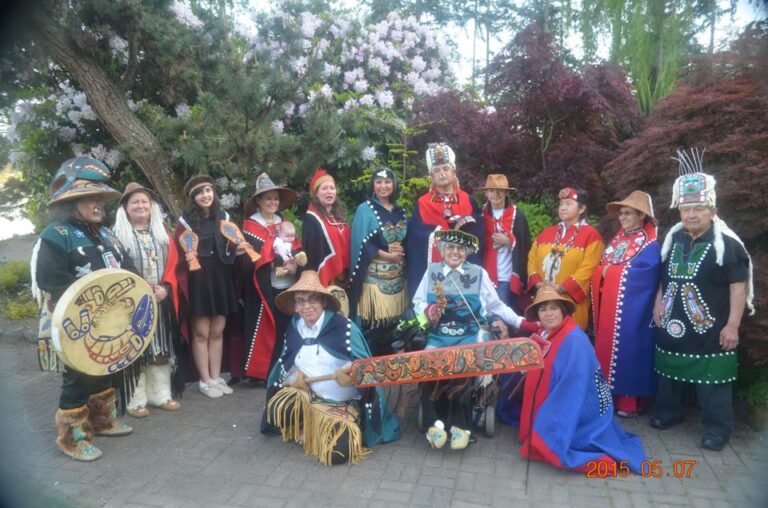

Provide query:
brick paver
left=1, top=333, right=766, bottom=508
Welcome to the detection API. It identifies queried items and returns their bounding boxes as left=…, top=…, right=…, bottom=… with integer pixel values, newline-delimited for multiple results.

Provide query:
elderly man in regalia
left=651, top=149, right=754, bottom=451
left=405, top=143, right=483, bottom=298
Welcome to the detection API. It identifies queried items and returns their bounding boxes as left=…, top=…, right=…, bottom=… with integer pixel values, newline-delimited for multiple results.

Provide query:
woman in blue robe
left=519, top=287, right=647, bottom=472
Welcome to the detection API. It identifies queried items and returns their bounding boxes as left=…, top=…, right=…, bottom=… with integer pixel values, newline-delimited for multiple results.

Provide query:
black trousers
left=654, top=376, right=734, bottom=439
left=420, top=380, right=472, bottom=431
left=59, top=367, right=111, bottom=409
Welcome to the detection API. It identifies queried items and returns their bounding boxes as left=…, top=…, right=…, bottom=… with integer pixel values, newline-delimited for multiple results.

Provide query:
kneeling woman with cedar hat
left=519, top=287, right=646, bottom=472
left=175, top=175, right=243, bottom=399
left=35, top=157, right=136, bottom=461
left=264, top=270, right=400, bottom=465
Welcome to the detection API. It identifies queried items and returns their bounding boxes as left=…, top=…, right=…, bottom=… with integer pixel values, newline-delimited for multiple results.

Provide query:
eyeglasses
left=294, top=295, right=323, bottom=307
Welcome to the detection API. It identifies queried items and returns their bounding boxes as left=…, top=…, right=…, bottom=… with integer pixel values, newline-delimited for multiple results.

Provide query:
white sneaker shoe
left=199, top=380, right=223, bottom=398
left=213, top=377, right=233, bottom=395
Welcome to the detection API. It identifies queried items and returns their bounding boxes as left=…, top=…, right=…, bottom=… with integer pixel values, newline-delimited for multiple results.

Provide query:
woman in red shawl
left=240, top=173, right=299, bottom=383
left=302, top=169, right=351, bottom=287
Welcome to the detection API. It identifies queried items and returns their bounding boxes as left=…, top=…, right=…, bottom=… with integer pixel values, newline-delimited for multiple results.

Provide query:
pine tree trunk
left=33, top=11, right=184, bottom=217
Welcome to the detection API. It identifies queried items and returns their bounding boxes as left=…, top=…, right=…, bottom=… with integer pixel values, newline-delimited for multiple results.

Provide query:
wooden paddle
left=179, top=230, right=201, bottom=271
left=220, top=220, right=261, bottom=263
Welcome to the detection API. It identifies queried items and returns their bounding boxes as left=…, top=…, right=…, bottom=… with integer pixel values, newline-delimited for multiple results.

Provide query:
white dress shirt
left=294, top=312, right=360, bottom=402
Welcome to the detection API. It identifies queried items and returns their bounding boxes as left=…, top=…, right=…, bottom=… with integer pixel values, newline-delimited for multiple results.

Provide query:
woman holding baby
left=240, top=173, right=302, bottom=384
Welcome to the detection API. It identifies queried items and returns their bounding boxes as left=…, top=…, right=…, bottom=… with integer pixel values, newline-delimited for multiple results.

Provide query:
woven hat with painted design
left=275, top=270, right=341, bottom=315
left=48, top=157, right=120, bottom=205
left=244, top=172, right=297, bottom=216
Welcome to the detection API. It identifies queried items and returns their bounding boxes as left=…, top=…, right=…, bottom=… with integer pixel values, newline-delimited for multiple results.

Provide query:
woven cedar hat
left=48, top=157, right=120, bottom=205
left=183, top=175, right=215, bottom=197
left=606, top=190, right=657, bottom=225
left=478, top=174, right=515, bottom=191
left=434, top=229, right=480, bottom=251
left=525, top=286, right=577, bottom=321
left=121, top=182, right=159, bottom=205
left=275, top=270, right=341, bottom=315
left=243, top=172, right=297, bottom=216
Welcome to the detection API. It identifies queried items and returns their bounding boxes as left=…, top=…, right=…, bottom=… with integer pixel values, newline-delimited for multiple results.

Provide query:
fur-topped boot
left=87, top=388, right=133, bottom=437
left=55, top=406, right=102, bottom=461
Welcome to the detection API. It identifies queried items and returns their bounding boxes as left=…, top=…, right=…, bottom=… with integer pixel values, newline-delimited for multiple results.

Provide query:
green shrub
left=737, top=366, right=768, bottom=405
left=517, top=197, right=557, bottom=239
left=0, top=260, right=31, bottom=293
left=1, top=294, right=38, bottom=320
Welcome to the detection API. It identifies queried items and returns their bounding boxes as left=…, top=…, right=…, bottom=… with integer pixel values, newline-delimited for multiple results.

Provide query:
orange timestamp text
left=585, top=460, right=697, bottom=479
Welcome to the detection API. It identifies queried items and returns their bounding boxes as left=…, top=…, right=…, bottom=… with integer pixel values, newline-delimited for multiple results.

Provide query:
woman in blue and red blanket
left=591, top=191, right=660, bottom=418
left=519, top=286, right=647, bottom=472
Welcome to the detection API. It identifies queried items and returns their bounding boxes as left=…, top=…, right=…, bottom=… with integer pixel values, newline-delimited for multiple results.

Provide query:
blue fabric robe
left=519, top=317, right=647, bottom=472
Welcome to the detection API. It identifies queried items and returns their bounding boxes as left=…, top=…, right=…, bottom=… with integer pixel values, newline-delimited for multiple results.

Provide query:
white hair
left=113, top=198, right=170, bottom=257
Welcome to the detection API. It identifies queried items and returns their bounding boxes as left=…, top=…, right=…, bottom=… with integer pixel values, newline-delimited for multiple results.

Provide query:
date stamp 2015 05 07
left=585, top=460, right=697, bottom=479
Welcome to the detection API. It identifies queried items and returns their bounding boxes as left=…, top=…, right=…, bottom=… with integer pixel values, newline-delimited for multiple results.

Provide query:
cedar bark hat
left=478, top=174, right=515, bottom=191
left=183, top=175, right=215, bottom=197
left=121, top=182, right=159, bottom=205
left=525, top=286, right=577, bottom=321
left=275, top=270, right=341, bottom=315
left=243, top=172, right=297, bottom=216
left=606, top=190, right=657, bottom=225
left=48, top=157, right=120, bottom=205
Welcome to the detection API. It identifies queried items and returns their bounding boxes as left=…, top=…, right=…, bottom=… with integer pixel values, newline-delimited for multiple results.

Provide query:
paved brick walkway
left=0, top=333, right=766, bottom=508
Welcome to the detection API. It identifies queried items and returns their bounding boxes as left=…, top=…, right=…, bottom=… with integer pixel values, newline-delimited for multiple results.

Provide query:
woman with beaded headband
left=405, top=143, right=483, bottom=300
left=591, top=191, right=661, bottom=418
left=239, top=173, right=300, bottom=385
left=113, top=182, right=185, bottom=418
left=174, top=175, right=243, bottom=399
left=302, top=168, right=351, bottom=287
left=34, top=156, right=136, bottom=461
left=650, top=148, right=753, bottom=451
left=527, top=187, right=604, bottom=330
left=348, top=167, right=408, bottom=354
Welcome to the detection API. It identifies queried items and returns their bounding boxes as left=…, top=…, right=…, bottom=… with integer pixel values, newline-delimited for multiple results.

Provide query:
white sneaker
left=199, top=380, right=223, bottom=398
left=213, top=377, right=234, bottom=395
